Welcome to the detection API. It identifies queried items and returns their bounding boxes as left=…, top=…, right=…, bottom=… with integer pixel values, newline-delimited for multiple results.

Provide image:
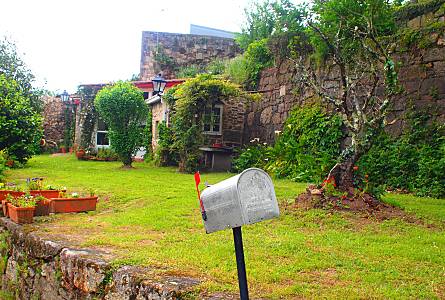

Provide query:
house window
left=203, top=104, right=223, bottom=134
left=96, top=118, right=110, bottom=148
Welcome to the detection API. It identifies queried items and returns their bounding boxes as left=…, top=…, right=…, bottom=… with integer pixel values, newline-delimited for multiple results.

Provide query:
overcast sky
left=0, top=0, right=252, bottom=94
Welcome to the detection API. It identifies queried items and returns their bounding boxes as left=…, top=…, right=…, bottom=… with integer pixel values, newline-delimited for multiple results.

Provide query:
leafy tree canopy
left=0, top=37, right=44, bottom=113
left=94, top=81, right=148, bottom=167
left=0, top=74, right=43, bottom=163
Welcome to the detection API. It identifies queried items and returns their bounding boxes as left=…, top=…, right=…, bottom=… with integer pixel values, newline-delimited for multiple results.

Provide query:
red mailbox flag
left=194, top=171, right=207, bottom=221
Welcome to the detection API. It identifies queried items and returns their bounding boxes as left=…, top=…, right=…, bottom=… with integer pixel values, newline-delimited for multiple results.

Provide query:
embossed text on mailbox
left=200, top=168, right=279, bottom=233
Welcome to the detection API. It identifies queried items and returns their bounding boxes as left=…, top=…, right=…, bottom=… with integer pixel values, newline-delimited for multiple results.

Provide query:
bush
left=358, top=113, right=445, bottom=198
left=233, top=105, right=344, bottom=183
left=177, top=64, right=203, bottom=78
left=225, top=39, right=273, bottom=90
left=232, top=141, right=272, bottom=172
left=267, top=105, right=344, bottom=183
left=153, top=121, right=179, bottom=166
left=94, top=81, right=148, bottom=167
left=0, top=74, right=43, bottom=163
left=224, top=55, right=250, bottom=87
left=0, top=150, right=8, bottom=182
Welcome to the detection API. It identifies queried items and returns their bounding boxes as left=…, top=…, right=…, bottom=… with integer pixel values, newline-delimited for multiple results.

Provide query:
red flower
left=353, top=166, right=359, bottom=171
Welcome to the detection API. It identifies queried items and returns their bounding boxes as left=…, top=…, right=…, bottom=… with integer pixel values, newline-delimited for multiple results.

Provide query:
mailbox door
left=237, top=169, right=279, bottom=225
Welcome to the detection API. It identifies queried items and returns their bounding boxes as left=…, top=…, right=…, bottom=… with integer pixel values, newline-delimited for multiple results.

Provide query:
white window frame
left=96, top=119, right=110, bottom=148
left=202, top=104, right=223, bottom=135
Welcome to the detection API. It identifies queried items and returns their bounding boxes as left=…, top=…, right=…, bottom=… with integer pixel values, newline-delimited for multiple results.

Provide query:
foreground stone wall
left=140, top=31, right=240, bottom=80
left=243, top=14, right=445, bottom=144
left=0, top=218, right=200, bottom=299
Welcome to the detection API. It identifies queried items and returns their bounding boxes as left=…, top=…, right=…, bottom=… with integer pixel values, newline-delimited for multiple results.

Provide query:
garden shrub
left=267, top=105, right=344, bottom=183
left=0, top=74, right=43, bottom=164
left=94, top=81, right=148, bottom=167
left=153, top=121, right=179, bottom=166
left=0, top=150, right=8, bottom=182
left=177, top=64, right=203, bottom=78
left=358, top=112, right=445, bottom=198
left=224, top=55, right=250, bottom=87
left=225, top=39, right=273, bottom=90
left=232, top=141, right=272, bottom=172
left=233, top=105, right=344, bottom=183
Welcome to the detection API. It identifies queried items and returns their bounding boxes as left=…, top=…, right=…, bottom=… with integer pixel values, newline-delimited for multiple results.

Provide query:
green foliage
left=96, top=148, right=119, bottom=161
left=143, top=109, right=153, bottom=160
left=394, top=0, right=445, bottom=21
left=0, top=37, right=43, bottom=113
left=168, top=74, right=246, bottom=172
left=206, top=59, right=226, bottom=75
left=153, top=121, right=178, bottom=166
left=236, top=0, right=306, bottom=50
left=233, top=105, right=344, bottom=183
left=309, top=0, right=397, bottom=63
left=0, top=74, right=43, bottom=163
left=94, top=81, right=148, bottom=167
left=224, top=55, right=250, bottom=87
left=232, top=141, right=272, bottom=172
left=153, top=45, right=175, bottom=69
left=268, top=105, right=345, bottom=182
left=225, top=39, right=273, bottom=90
left=9, top=194, right=37, bottom=208
left=0, top=151, right=8, bottom=182
left=359, top=112, right=445, bottom=198
left=176, top=64, right=203, bottom=78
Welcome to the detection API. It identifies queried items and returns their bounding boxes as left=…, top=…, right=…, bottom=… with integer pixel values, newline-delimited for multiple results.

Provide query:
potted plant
left=29, top=195, right=49, bottom=216
left=7, top=194, right=37, bottom=224
left=0, top=183, right=25, bottom=200
left=0, top=184, right=25, bottom=213
left=76, top=149, right=86, bottom=159
left=27, top=179, right=66, bottom=199
left=50, top=191, right=98, bottom=213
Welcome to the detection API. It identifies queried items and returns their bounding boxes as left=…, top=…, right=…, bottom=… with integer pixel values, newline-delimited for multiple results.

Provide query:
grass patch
left=5, top=154, right=445, bottom=299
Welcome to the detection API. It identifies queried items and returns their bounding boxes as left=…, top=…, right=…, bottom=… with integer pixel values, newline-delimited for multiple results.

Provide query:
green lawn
left=5, top=155, right=445, bottom=299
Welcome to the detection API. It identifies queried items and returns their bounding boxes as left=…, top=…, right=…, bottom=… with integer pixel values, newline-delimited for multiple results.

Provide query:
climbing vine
left=165, top=74, right=255, bottom=173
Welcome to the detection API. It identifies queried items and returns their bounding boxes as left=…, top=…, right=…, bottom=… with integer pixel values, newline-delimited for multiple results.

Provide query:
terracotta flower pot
left=49, top=196, right=98, bottom=213
left=76, top=149, right=86, bottom=159
left=34, top=199, right=50, bottom=216
left=2, top=200, right=10, bottom=217
left=30, top=190, right=64, bottom=199
left=0, top=191, right=25, bottom=201
left=7, top=203, right=35, bottom=224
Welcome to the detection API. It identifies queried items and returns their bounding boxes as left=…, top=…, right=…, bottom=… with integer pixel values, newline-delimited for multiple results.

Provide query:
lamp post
left=152, top=73, right=167, bottom=96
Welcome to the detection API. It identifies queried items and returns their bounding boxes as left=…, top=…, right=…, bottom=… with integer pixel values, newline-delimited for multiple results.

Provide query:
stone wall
left=43, top=96, right=68, bottom=146
left=140, top=31, right=240, bottom=80
left=243, top=12, right=445, bottom=144
left=0, top=218, right=203, bottom=299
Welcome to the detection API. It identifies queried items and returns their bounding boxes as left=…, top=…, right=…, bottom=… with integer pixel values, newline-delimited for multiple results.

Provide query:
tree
left=94, top=81, right=148, bottom=167
left=0, top=37, right=43, bottom=113
left=294, top=0, right=400, bottom=192
left=237, top=0, right=306, bottom=50
left=0, top=38, right=43, bottom=163
left=0, top=74, right=43, bottom=163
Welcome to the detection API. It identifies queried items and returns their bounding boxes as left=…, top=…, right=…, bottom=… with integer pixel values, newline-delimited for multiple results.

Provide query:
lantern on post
left=61, top=90, right=70, bottom=103
left=152, top=73, right=167, bottom=95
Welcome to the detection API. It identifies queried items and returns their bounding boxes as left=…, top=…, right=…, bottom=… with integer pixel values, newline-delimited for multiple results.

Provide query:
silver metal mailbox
left=200, top=168, right=279, bottom=233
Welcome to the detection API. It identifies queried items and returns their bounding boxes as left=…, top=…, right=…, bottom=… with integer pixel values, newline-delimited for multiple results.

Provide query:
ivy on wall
left=159, top=74, right=256, bottom=173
